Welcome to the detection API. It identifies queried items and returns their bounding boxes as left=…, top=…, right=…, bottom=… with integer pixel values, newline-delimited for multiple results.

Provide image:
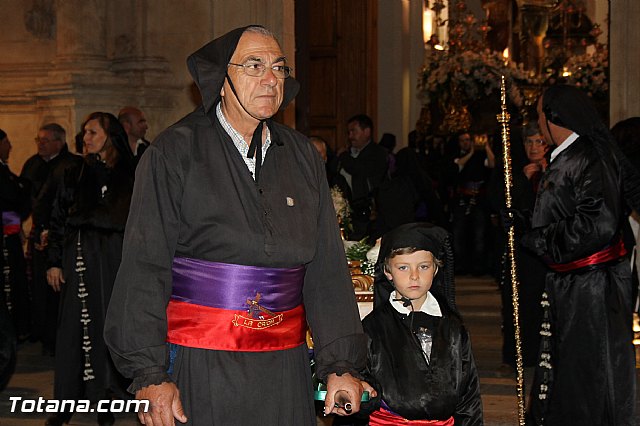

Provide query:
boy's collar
left=390, top=291, right=442, bottom=317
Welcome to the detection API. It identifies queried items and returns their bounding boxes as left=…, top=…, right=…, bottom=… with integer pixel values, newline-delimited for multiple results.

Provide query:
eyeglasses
left=228, top=61, right=292, bottom=79
left=523, top=138, right=546, bottom=147
left=34, top=137, right=58, bottom=144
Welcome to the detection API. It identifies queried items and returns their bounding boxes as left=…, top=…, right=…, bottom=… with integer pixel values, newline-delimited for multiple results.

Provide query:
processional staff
left=497, top=75, right=525, bottom=426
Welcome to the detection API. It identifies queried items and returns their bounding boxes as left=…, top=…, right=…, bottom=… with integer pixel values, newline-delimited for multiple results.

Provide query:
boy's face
left=384, top=250, right=437, bottom=310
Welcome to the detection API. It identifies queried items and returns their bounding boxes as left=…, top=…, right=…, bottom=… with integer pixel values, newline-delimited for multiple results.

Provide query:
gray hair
left=522, top=121, right=541, bottom=139
left=39, top=123, right=66, bottom=143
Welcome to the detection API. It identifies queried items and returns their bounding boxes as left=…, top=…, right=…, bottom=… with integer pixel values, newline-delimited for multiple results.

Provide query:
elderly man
left=519, top=85, right=636, bottom=426
left=105, top=25, right=372, bottom=426
left=118, top=106, right=150, bottom=161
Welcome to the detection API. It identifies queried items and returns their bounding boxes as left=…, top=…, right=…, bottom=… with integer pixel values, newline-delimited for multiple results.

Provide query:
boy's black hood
left=374, top=222, right=458, bottom=315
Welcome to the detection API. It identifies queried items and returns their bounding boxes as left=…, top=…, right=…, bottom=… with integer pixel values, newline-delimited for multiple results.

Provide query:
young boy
left=362, top=222, right=483, bottom=425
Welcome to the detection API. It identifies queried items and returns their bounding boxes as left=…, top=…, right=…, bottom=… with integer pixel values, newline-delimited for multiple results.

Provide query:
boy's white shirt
left=390, top=290, right=442, bottom=317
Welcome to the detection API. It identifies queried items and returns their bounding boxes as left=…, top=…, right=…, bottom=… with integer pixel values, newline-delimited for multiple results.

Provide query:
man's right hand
left=46, top=267, right=65, bottom=292
left=136, top=382, right=187, bottom=426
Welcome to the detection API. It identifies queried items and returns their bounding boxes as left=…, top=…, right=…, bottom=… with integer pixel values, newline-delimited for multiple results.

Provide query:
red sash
left=167, top=300, right=306, bottom=351
left=369, top=408, right=454, bottom=425
left=547, top=236, right=626, bottom=273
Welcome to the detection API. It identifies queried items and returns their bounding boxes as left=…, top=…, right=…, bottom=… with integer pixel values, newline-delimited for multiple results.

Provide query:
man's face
left=126, top=112, right=148, bottom=140
left=347, top=121, right=370, bottom=150
left=0, top=136, right=11, bottom=162
left=458, top=133, right=472, bottom=151
left=36, top=129, right=64, bottom=159
left=536, top=97, right=553, bottom=145
left=221, top=32, right=285, bottom=123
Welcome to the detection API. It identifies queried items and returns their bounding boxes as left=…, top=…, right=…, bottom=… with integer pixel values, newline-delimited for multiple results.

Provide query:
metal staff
left=496, top=75, right=525, bottom=426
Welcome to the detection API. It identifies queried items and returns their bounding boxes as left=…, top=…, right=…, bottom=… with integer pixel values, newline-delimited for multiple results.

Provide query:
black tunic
left=521, top=136, right=636, bottom=426
left=362, top=296, right=483, bottom=425
left=48, top=158, right=133, bottom=403
left=104, top=108, right=367, bottom=425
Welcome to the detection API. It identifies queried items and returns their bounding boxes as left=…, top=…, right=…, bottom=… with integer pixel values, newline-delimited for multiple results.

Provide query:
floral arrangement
left=330, top=186, right=351, bottom=233
left=345, top=239, right=375, bottom=278
left=562, top=47, right=608, bottom=98
left=418, top=49, right=538, bottom=109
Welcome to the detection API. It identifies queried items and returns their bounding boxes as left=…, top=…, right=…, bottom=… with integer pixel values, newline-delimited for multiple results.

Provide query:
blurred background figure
left=20, top=123, right=82, bottom=357
left=337, top=114, right=388, bottom=241
left=118, top=106, right=150, bottom=163
left=611, top=116, right=640, bottom=314
left=0, top=128, right=31, bottom=343
left=489, top=121, right=548, bottom=375
left=450, top=131, right=495, bottom=275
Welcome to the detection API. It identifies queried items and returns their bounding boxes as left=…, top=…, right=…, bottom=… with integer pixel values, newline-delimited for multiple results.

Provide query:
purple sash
left=171, top=257, right=305, bottom=311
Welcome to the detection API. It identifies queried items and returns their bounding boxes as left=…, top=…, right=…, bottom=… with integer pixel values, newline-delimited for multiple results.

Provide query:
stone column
left=377, top=0, right=424, bottom=148
left=54, top=0, right=108, bottom=69
left=610, top=0, right=640, bottom=124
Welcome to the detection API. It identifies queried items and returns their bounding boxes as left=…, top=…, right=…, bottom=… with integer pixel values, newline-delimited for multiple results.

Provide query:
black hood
left=374, top=222, right=458, bottom=315
left=542, top=84, right=606, bottom=138
left=186, top=25, right=300, bottom=114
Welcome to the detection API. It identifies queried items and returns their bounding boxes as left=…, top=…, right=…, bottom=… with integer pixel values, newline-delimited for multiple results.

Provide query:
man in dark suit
left=337, top=114, right=388, bottom=240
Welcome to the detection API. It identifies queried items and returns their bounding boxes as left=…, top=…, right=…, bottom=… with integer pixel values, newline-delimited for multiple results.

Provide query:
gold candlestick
left=497, top=75, right=526, bottom=426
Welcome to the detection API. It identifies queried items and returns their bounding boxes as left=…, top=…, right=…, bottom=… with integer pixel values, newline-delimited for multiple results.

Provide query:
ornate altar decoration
left=418, top=0, right=530, bottom=135
left=418, top=0, right=610, bottom=134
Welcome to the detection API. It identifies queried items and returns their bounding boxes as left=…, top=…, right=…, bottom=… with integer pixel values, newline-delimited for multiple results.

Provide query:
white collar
left=550, top=132, right=579, bottom=163
left=390, top=290, right=442, bottom=316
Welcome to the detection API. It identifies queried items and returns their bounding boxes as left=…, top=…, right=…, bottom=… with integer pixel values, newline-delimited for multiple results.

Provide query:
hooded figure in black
left=361, top=222, right=483, bottom=425
left=519, top=85, right=637, bottom=426
left=44, top=112, right=135, bottom=426
left=104, top=25, right=369, bottom=426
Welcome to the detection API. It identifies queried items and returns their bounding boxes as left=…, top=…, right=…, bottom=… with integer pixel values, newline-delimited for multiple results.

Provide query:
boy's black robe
left=362, top=295, right=483, bottom=425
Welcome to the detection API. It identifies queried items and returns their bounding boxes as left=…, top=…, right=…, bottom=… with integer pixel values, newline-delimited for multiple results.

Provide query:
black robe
left=104, top=108, right=367, bottom=425
left=362, top=295, right=483, bottom=425
left=48, top=158, right=133, bottom=403
left=521, top=135, right=636, bottom=426
left=488, top=163, right=546, bottom=368
left=0, top=162, right=31, bottom=338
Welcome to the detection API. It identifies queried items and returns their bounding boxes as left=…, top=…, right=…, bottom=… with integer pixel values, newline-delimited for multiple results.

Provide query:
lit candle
left=502, top=48, right=510, bottom=66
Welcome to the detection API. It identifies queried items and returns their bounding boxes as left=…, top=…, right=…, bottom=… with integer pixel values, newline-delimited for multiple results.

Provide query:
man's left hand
left=324, top=373, right=377, bottom=416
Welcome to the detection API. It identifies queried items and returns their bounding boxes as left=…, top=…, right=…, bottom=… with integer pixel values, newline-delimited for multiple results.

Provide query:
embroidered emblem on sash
left=232, top=292, right=284, bottom=330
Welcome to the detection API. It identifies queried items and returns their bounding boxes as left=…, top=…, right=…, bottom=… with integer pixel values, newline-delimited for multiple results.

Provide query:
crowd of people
left=0, top=23, right=638, bottom=426
left=0, top=108, right=149, bottom=426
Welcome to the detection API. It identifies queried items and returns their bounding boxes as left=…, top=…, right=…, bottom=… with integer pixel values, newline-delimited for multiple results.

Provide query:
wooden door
left=295, top=0, right=378, bottom=153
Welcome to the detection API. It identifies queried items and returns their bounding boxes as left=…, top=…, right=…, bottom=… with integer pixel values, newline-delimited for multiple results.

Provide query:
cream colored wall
left=377, top=0, right=424, bottom=150
left=610, top=0, right=640, bottom=125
